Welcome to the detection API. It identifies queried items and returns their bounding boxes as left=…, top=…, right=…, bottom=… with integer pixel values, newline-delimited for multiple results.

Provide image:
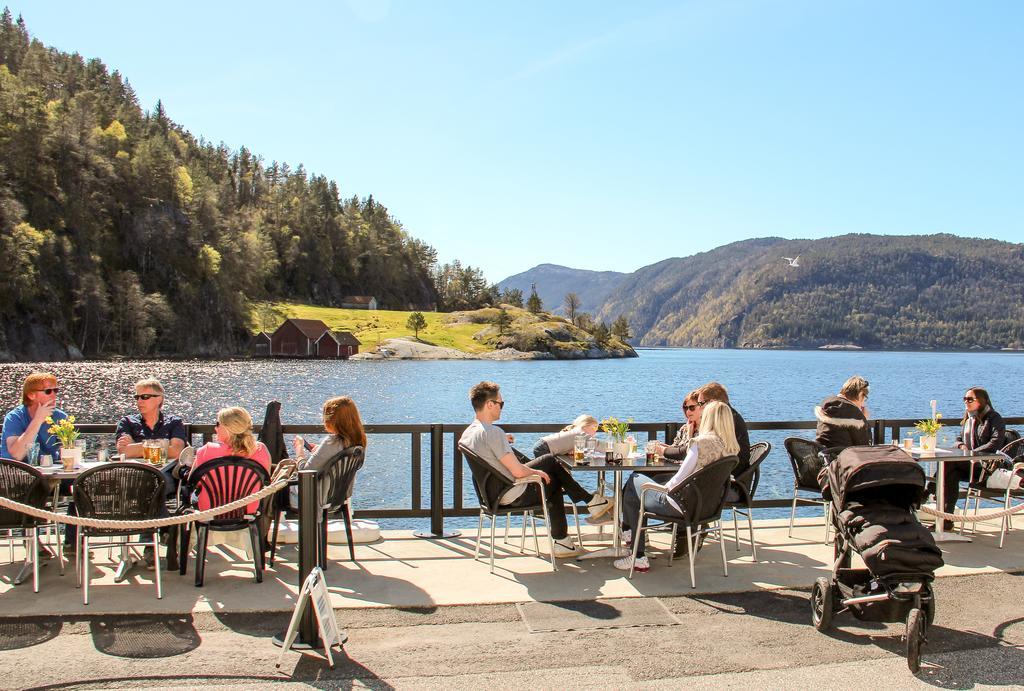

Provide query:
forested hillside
left=597, top=234, right=1024, bottom=350
left=0, top=11, right=458, bottom=359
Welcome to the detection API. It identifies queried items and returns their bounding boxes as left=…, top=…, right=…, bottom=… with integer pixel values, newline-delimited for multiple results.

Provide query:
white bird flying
left=782, top=256, right=800, bottom=267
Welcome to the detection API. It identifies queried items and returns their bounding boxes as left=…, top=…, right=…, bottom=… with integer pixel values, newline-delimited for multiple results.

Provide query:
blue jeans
left=620, top=472, right=684, bottom=557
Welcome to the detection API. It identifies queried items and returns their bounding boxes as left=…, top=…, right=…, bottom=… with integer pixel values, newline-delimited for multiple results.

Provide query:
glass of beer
left=573, top=434, right=587, bottom=464
left=143, top=439, right=162, bottom=464
left=645, top=440, right=658, bottom=464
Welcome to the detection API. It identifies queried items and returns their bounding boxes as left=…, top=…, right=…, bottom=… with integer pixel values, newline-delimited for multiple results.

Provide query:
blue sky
left=15, top=1, right=1024, bottom=282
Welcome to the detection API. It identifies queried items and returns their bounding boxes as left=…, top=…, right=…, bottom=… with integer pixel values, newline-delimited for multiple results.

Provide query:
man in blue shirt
left=2, top=371, right=69, bottom=463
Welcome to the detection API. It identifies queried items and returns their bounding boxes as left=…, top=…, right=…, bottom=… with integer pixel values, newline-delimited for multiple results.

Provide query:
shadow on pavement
left=0, top=617, right=62, bottom=650
left=90, top=615, right=200, bottom=658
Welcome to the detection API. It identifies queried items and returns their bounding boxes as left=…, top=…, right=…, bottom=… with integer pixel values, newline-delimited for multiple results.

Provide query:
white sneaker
left=587, top=494, right=614, bottom=519
left=585, top=510, right=613, bottom=526
left=613, top=555, right=649, bottom=572
left=621, top=529, right=632, bottom=545
left=551, top=537, right=580, bottom=557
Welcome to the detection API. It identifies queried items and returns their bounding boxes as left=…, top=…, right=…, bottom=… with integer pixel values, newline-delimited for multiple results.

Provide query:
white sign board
left=276, top=567, right=345, bottom=668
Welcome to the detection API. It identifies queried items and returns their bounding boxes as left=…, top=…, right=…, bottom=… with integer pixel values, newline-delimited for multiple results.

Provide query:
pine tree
left=495, top=308, right=512, bottom=335
left=406, top=311, right=427, bottom=339
left=526, top=284, right=543, bottom=314
left=611, top=315, right=632, bottom=341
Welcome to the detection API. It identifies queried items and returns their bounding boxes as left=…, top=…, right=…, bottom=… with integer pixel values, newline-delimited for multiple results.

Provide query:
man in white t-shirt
left=459, top=381, right=613, bottom=557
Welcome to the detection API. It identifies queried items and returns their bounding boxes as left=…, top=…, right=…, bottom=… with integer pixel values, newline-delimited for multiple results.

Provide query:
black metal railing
left=74, top=416, right=1024, bottom=535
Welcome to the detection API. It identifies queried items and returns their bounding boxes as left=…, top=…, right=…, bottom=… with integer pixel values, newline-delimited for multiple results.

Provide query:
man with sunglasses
left=459, top=381, right=613, bottom=557
left=114, top=378, right=187, bottom=462
left=2, top=371, right=69, bottom=462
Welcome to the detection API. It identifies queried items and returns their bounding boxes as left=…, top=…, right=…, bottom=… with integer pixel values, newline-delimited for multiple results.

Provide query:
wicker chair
left=459, top=444, right=558, bottom=573
left=724, top=441, right=771, bottom=561
left=628, top=456, right=738, bottom=587
left=783, top=437, right=832, bottom=542
left=178, top=456, right=270, bottom=586
left=73, top=462, right=167, bottom=605
left=0, top=458, right=53, bottom=593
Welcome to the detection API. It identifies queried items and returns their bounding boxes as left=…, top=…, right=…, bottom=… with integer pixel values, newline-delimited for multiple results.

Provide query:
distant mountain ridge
left=497, top=264, right=625, bottom=316
left=504, top=234, right=1024, bottom=350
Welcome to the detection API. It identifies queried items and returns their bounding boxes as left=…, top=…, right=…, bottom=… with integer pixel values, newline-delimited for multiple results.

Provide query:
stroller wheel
left=811, top=577, right=834, bottom=631
left=906, top=607, right=925, bottom=673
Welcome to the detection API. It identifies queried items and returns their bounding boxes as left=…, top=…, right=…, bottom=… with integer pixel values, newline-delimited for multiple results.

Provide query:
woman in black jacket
left=940, top=387, right=1007, bottom=523
left=815, top=376, right=871, bottom=450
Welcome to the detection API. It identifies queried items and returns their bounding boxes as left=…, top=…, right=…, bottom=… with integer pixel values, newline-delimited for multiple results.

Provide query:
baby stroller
left=811, top=445, right=944, bottom=672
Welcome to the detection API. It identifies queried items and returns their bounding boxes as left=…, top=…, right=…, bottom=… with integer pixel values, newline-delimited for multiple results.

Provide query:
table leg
left=577, top=469, right=630, bottom=560
left=933, top=458, right=970, bottom=543
left=113, top=541, right=138, bottom=582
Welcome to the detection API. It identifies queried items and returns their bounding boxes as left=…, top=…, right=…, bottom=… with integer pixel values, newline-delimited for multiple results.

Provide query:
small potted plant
left=601, top=416, right=633, bottom=460
left=914, top=400, right=942, bottom=457
left=47, top=415, right=81, bottom=469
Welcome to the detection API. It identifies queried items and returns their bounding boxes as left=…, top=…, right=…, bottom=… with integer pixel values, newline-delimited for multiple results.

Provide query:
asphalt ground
left=2, top=571, right=1022, bottom=690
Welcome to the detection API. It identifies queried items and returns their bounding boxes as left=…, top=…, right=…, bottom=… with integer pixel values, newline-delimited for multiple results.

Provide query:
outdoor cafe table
left=909, top=446, right=1006, bottom=544
left=568, top=453, right=681, bottom=560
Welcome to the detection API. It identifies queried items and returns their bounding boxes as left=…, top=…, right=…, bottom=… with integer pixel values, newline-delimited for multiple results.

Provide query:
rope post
left=273, top=468, right=321, bottom=650
left=414, top=425, right=460, bottom=539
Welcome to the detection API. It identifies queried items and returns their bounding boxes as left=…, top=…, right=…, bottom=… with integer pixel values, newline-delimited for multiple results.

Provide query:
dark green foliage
left=406, top=311, right=426, bottom=338
left=611, top=315, right=631, bottom=341
left=501, top=287, right=523, bottom=308
left=598, top=235, right=1024, bottom=350
left=0, top=13, right=440, bottom=357
left=432, top=260, right=496, bottom=311
left=526, top=287, right=543, bottom=314
left=495, top=308, right=512, bottom=335
left=592, top=321, right=611, bottom=346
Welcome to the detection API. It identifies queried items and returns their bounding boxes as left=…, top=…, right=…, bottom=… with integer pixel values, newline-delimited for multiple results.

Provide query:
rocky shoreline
left=352, top=337, right=637, bottom=361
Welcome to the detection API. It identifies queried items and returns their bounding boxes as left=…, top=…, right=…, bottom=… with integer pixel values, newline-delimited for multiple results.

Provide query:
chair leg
left=747, top=507, right=758, bottom=562
left=685, top=525, right=696, bottom=588
left=628, top=511, right=644, bottom=580
left=504, top=514, right=511, bottom=543
left=824, top=502, right=833, bottom=544
left=319, top=509, right=328, bottom=571
left=269, top=509, right=281, bottom=568
left=788, top=488, right=798, bottom=537
left=194, top=525, right=209, bottom=587
left=530, top=513, right=540, bottom=556
left=75, top=530, right=83, bottom=588
left=179, top=525, right=190, bottom=576
left=82, top=536, right=90, bottom=605
left=519, top=513, right=527, bottom=553
left=732, top=509, right=740, bottom=551
left=342, top=503, right=355, bottom=562
left=538, top=485, right=557, bottom=572
left=474, top=511, right=483, bottom=561
left=718, top=522, right=728, bottom=577
left=153, top=532, right=163, bottom=599
left=31, top=529, right=39, bottom=594
left=571, top=502, right=583, bottom=546
left=489, top=514, right=497, bottom=574
left=249, top=523, right=264, bottom=583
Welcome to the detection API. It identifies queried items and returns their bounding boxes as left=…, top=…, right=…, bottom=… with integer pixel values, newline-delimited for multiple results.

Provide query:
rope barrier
left=0, top=463, right=297, bottom=531
left=918, top=502, right=1024, bottom=522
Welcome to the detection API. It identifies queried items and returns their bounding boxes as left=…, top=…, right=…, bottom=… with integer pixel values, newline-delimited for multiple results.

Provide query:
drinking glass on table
left=573, top=434, right=587, bottom=464
left=644, top=440, right=658, bottom=464
left=903, top=431, right=914, bottom=451
left=142, top=439, right=162, bottom=464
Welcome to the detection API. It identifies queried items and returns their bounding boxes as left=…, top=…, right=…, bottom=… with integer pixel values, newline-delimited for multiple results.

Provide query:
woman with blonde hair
left=532, top=414, right=599, bottom=458
left=193, top=407, right=272, bottom=512
left=614, top=401, right=739, bottom=573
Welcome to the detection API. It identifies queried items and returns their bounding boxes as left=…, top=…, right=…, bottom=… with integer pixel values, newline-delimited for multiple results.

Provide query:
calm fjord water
left=2, top=350, right=1021, bottom=528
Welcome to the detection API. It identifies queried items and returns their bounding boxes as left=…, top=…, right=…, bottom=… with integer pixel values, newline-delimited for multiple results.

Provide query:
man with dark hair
left=460, top=381, right=613, bottom=557
left=696, top=382, right=751, bottom=475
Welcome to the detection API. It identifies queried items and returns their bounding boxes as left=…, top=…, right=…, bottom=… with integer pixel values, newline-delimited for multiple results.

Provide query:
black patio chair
left=628, top=456, right=738, bottom=587
left=459, top=444, right=558, bottom=574
left=724, top=441, right=771, bottom=561
left=73, top=462, right=167, bottom=605
left=178, top=456, right=270, bottom=587
left=268, top=446, right=365, bottom=569
left=963, top=435, right=1024, bottom=548
left=0, top=458, right=52, bottom=593
left=783, top=437, right=831, bottom=542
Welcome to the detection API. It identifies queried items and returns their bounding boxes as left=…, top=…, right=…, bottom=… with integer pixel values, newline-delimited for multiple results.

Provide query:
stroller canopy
left=820, top=445, right=926, bottom=510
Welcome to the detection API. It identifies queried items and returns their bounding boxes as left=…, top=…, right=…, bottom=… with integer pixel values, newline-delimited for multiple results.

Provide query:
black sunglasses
left=134, top=393, right=162, bottom=401
left=963, top=396, right=976, bottom=403
left=697, top=400, right=709, bottom=407
left=491, top=399, right=505, bottom=408
left=682, top=404, right=700, bottom=412
left=38, top=387, right=60, bottom=395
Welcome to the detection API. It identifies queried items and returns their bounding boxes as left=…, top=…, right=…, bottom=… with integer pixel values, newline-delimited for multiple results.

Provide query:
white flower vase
left=61, top=446, right=82, bottom=470
left=918, top=435, right=937, bottom=457
left=612, top=441, right=631, bottom=460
